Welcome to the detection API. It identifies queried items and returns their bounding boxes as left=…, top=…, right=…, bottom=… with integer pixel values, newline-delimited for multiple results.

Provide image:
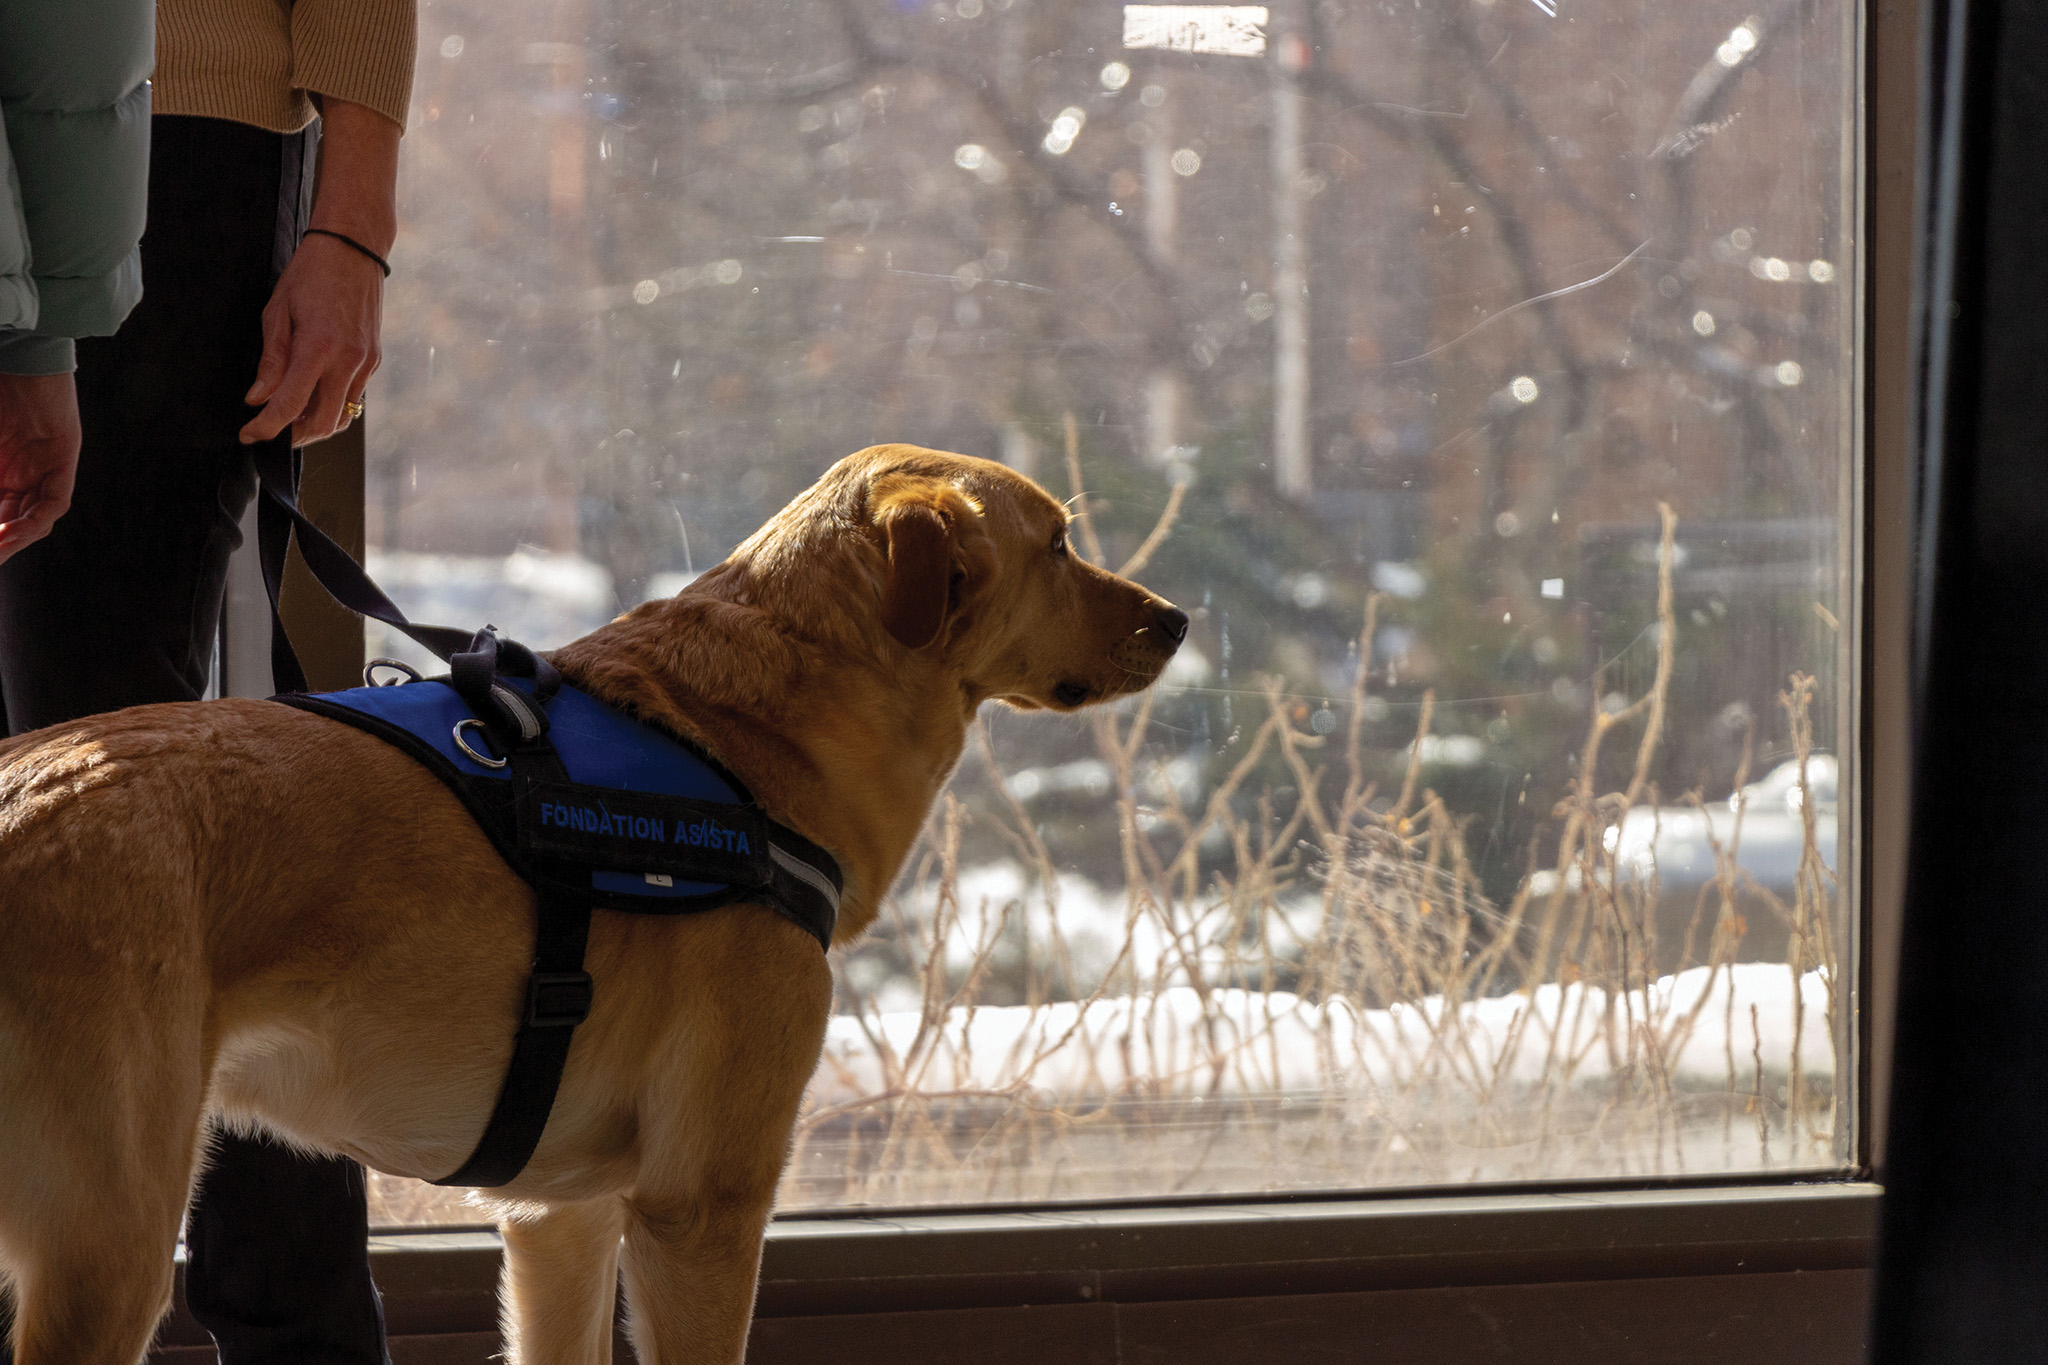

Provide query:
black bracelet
left=302, top=227, right=392, bottom=278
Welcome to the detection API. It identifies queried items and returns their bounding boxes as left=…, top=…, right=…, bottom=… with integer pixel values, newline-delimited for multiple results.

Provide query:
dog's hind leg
left=1, top=1076, right=204, bottom=1365
left=501, top=1197, right=628, bottom=1365
left=0, top=962, right=207, bottom=1364
left=10, top=1231, right=180, bottom=1365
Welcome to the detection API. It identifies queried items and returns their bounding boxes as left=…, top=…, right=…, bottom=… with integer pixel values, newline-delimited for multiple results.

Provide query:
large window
left=363, top=0, right=1859, bottom=1225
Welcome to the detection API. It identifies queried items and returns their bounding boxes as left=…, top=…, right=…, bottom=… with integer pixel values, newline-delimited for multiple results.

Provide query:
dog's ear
left=873, top=476, right=983, bottom=649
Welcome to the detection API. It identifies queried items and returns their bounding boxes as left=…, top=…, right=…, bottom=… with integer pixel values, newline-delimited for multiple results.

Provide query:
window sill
left=153, top=1180, right=1878, bottom=1360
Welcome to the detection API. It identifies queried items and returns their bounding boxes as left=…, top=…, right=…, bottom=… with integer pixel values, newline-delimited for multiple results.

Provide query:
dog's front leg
left=617, top=1183, right=778, bottom=1365
left=500, top=1197, right=628, bottom=1365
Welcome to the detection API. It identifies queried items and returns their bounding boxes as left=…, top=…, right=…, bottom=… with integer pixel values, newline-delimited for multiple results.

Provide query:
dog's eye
left=1051, top=529, right=1069, bottom=557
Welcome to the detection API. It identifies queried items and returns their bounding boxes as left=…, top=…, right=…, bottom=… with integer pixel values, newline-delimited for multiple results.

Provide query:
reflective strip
left=771, top=842, right=842, bottom=913
left=491, top=684, right=547, bottom=741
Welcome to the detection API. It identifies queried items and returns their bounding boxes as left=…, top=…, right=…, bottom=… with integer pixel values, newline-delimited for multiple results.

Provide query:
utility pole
left=1142, top=78, right=1184, bottom=467
left=1121, top=3, right=1287, bottom=475
left=1270, top=1, right=1311, bottom=499
left=534, top=8, right=589, bottom=556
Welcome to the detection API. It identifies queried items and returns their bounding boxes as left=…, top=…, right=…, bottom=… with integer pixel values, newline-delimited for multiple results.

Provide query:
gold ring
left=344, top=399, right=365, bottom=421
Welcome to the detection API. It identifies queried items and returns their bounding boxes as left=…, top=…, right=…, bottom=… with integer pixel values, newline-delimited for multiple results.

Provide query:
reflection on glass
left=365, top=0, right=1857, bottom=1224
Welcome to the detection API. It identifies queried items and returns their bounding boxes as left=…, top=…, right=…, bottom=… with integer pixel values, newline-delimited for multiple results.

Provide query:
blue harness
left=278, top=654, right=841, bottom=1189
left=284, top=678, right=840, bottom=931
left=247, top=441, right=843, bottom=1188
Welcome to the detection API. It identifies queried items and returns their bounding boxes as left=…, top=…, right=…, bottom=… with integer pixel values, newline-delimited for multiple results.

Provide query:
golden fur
left=0, top=446, right=1182, bottom=1363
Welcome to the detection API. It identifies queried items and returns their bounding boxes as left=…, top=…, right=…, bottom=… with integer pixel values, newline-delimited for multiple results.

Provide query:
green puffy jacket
left=0, top=0, right=153, bottom=375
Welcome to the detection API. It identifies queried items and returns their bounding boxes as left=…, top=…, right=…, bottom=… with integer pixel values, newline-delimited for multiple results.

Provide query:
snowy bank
left=812, top=963, right=1838, bottom=1107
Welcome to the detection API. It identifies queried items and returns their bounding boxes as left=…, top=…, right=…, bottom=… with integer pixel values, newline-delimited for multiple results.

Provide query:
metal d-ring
left=453, top=718, right=509, bottom=769
left=364, top=657, right=423, bottom=687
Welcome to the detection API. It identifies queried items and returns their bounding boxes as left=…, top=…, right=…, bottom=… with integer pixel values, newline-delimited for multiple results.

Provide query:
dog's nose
left=1152, top=606, right=1190, bottom=644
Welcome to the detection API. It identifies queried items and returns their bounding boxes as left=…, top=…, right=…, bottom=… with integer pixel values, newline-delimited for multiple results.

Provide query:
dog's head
left=562, top=445, right=1186, bottom=931
left=761, top=445, right=1185, bottom=712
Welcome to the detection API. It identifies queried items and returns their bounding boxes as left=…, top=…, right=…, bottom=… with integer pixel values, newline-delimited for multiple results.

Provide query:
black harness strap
left=434, top=739, right=596, bottom=1188
left=437, top=882, right=592, bottom=1185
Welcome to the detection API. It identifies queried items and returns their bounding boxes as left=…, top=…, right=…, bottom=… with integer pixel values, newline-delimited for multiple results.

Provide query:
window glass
left=364, top=0, right=1858, bottom=1225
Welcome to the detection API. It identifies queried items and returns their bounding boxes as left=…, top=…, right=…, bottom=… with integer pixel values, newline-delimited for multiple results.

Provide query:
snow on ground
left=811, top=963, right=1837, bottom=1107
left=850, top=860, right=1326, bottom=1014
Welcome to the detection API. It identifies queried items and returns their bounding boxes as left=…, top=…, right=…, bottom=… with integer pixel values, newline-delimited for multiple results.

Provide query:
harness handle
left=450, top=626, right=560, bottom=747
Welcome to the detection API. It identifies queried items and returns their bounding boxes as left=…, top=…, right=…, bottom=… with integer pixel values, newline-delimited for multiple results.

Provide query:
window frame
left=195, top=0, right=1917, bottom=1348
left=154, top=1181, right=1879, bottom=1357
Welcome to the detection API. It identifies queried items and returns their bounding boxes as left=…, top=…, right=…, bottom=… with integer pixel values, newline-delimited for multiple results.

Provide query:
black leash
left=254, top=442, right=562, bottom=740
left=252, top=440, right=474, bottom=691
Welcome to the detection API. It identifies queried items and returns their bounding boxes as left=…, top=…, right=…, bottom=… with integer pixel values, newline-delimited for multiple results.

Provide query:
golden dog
left=0, top=445, right=1185, bottom=1363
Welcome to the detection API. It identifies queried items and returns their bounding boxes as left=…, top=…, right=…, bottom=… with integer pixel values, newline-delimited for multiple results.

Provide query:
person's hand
left=238, top=96, right=400, bottom=449
left=237, top=233, right=384, bottom=448
left=0, top=372, right=81, bottom=564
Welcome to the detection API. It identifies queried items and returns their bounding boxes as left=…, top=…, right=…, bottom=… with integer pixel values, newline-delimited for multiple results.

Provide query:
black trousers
left=0, top=117, right=387, bottom=1365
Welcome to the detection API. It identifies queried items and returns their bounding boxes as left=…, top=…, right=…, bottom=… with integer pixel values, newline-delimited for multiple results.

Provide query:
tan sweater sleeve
left=291, top=0, right=418, bottom=132
left=155, top=0, right=304, bottom=131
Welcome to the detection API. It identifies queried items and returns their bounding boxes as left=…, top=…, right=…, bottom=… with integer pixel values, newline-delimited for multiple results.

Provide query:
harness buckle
left=525, top=971, right=594, bottom=1028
